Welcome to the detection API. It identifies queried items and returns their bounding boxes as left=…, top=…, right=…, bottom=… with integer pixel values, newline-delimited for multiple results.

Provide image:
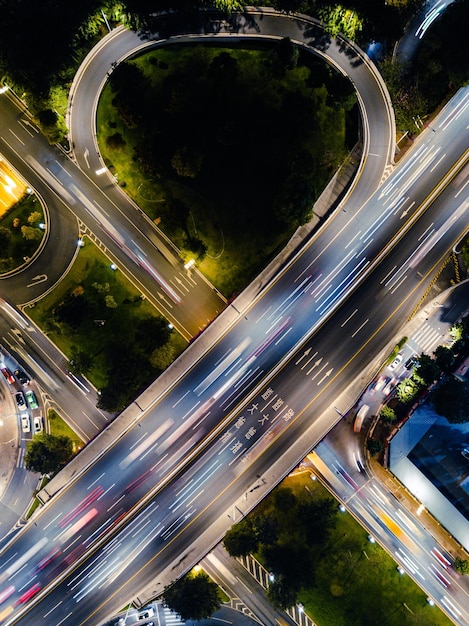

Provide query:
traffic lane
left=11, top=260, right=460, bottom=626
left=12, top=285, right=404, bottom=625
left=0, top=92, right=225, bottom=339
left=3, top=153, right=468, bottom=624
left=245, top=92, right=468, bottom=339
left=315, top=442, right=467, bottom=623
left=2, top=69, right=464, bottom=624
left=69, top=12, right=392, bottom=188
left=5, top=147, right=469, bottom=623
left=203, top=544, right=298, bottom=626
left=0, top=310, right=110, bottom=440
left=0, top=182, right=79, bottom=307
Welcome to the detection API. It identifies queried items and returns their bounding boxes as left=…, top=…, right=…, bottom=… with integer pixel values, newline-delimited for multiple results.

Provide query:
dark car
left=404, top=355, right=418, bottom=370
left=14, top=368, right=30, bottom=385
left=15, top=391, right=27, bottom=411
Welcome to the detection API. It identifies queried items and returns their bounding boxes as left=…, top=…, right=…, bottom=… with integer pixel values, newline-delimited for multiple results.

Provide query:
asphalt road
left=0, top=5, right=396, bottom=456
left=202, top=544, right=297, bottom=626
left=0, top=301, right=112, bottom=442
left=0, top=85, right=466, bottom=625
left=0, top=10, right=467, bottom=626
left=0, top=90, right=225, bottom=340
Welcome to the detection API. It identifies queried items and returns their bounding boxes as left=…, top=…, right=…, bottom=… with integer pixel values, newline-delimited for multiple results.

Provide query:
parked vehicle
left=21, top=414, right=30, bottom=433
left=33, top=416, right=43, bottom=434
left=25, top=390, right=38, bottom=410
left=15, top=392, right=27, bottom=410
left=389, top=353, right=403, bottom=371
left=1, top=367, right=15, bottom=385
left=14, top=368, right=30, bottom=385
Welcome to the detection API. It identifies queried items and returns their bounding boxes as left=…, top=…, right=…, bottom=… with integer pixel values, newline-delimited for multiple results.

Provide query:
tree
left=454, top=558, right=469, bottom=575
left=136, top=316, right=171, bottom=353
left=433, top=345, right=455, bottom=373
left=55, top=294, right=91, bottom=330
left=414, top=353, right=441, bottom=386
left=69, top=346, right=93, bottom=376
left=25, top=433, right=74, bottom=475
left=105, top=132, right=126, bottom=151
left=366, top=438, right=383, bottom=456
left=380, top=405, right=397, bottom=423
left=270, top=37, right=299, bottom=77
left=432, top=377, right=469, bottom=423
left=21, top=225, right=42, bottom=240
left=224, top=519, right=258, bottom=557
left=0, top=226, right=11, bottom=250
left=273, top=487, right=297, bottom=512
left=171, top=146, right=203, bottom=178
left=395, top=377, right=420, bottom=404
left=104, top=294, right=118, bottom=308
left=254, top=513, right=278, bottom=545
left=266, top=575, right=298, bottom=610
left=263, top=540, right=314, bottom=589
left=163, top=571, right=221, bottom=621
left=297, top=498, right=336, bottom=545
left=27, top=211, right=42, bottom=225
left=149, top=343, right=174, bottom=371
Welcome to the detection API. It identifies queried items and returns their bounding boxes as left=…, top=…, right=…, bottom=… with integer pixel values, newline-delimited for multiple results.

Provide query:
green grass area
left=0, top=192, right=45, bottom=273
left=26, top=475, right=50, bottom=520
left=48, top=409, right=85, bottom=452
left=97, top=43, right=352, bottom=297
left=386, top=336, right=408, bottom=364
left=26, top=236, right=186, bottom=405
left=255, top=472, right=451, bottom=626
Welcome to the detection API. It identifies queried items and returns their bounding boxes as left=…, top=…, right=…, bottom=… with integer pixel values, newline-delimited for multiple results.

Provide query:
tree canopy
left=25, top=433, right=74, bottom=475
left=163, top=571, right=221, bottom=621
left=224, top=486, right=336, bottom=609
left=432, top=377, right=469, bottom=423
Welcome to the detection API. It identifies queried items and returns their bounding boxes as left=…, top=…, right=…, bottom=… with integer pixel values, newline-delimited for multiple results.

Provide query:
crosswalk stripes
left=163, top=605, right=185, bottom=625
left=16, top=447, right=25, bottom=468
left=410, top=323, right=444, bottom=355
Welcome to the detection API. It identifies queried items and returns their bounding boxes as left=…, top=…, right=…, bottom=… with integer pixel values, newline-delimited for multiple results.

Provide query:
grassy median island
left=27, top=237, right=186, bottom=411
left=225, top=471, right=451, bottom=626
left=0, top=191, right=45, bottom=274
left=97, top=42, right=356, bottom=297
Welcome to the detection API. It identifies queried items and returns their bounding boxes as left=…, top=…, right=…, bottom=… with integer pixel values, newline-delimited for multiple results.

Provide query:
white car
left=21, top=414, right=30, bottom=433
left=389, top=353, right=403, bottom=371
left=33, top=416, right=43, bottom=434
